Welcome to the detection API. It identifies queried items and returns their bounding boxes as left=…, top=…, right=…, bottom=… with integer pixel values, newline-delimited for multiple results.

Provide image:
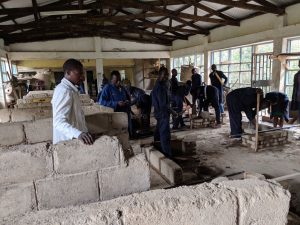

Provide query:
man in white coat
left=52, top=58, right=94, bottom=145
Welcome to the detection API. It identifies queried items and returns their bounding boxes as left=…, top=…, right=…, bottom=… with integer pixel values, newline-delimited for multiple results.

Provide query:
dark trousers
left=200, top=97, right=221, bottom=124
left=137, top=94, right=151, bottom=128
left=171, top=95, right=185, bottom=128
left=226, top=93, right=242, bottom=137
left=215, top=86, right=224, bottom=113
left=298, top=102, right=300, bottom=123
left=154, top=115, right=172, bottom=157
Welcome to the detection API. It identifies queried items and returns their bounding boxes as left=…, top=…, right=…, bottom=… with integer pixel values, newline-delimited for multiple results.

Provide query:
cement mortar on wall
left=1, top=179, right=290, bottom=225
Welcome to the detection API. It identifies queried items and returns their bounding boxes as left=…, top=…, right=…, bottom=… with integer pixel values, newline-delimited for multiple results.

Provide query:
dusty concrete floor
left=145, top=114, right=300, bottom=217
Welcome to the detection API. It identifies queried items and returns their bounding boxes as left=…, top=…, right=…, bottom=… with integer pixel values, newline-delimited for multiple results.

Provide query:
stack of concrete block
left=242, top=130, right=289, bottom=150
left=3, top=179, right=291, bottom=225
left=191, top=112, right=216, bottom=129
left=0, top=137, right=150, bottom=218
left=171, top=136, right=197, bottom=156
left=15, top=91, right=93, bottom=109
left=143, top=147, right=183, bottom=185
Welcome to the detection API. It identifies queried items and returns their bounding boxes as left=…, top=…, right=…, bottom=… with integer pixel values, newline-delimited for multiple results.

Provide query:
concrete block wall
left=0, top=137, right=150, bottom=217
left=142, top=147, right=183, bottom=185
left=3, top=179, right=291, bottom=225
left=242, top=130, right=289, bottom=150
left=0, top=112, right=129, bottom=150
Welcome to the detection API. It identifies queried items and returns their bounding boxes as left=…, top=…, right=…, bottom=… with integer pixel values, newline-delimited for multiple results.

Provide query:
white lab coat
left=51, top=78, right=88, bottom=144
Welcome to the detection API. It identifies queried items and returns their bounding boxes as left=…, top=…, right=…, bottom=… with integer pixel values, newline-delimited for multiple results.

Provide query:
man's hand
left=118, top=101, right=126, bottom=107
left=78, top=132, right=94, bottom=145
left=256, top=88, right=263, bottom=94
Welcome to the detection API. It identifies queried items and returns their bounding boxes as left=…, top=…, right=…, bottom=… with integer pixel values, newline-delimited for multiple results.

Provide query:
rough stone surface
left=24, top=118, right=52, bottom=144
left=0, top=109, right=11, bottom=123
left=0, top=123, right=25, bottom=146
left=35, top=171, right=99, bottom=210
left=11, top=109, right=35, bottom=122
left=0, top=182, right=36, bottom=218
left=0, top=143, right=53, bottom=185
left=1, top=180, right=290, bottom=225
left=99, top=154, right=150, bottom=201
left=160, top=158, right=183, bottom=185
left=53, top=136, right=122, bottom=174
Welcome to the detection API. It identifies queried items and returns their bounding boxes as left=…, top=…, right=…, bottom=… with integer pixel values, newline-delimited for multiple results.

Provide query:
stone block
left=149, top=150, right=165, bottom=170
left=116, top=132, right=131, bottom=150
left=24, top=118, right=52, bottom=144
left=11, top=109, right=35, bottom=122
left=142, top=146, right=153, bottom=161
left=0, top=109, right=11, bottom=123
left=53, top=136, right=122, bottom=174
left=0, top=123, right=25, bottom=146
left=99, top=154, right=150, bottom=201
left=0, top=182, right=36, bottom=218
left=85, top=113, right=111, bottom=134
left=111, top=112, right=128, bottom=130
left=0, top=143, right=53, bottom=185
left=35, top=171, right=99, bottom=210
left=160, top=158, right=183, bottom=185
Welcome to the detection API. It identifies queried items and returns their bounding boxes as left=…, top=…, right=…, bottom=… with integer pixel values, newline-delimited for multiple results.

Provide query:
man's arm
left=53, top=90, right=83, bottom=140
left=220, top=71, right=228, bottom=85
left=99, top=86, right=118, bottom=109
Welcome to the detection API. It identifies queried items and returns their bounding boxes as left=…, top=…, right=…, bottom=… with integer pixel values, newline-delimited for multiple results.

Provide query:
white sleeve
left=52, top=89, right=82, bottom=139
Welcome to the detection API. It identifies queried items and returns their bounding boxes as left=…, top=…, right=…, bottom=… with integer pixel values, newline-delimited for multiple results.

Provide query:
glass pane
left=213, top=51, right=220, bottom=65
left=183, top=57, right=189, bottom=65
left=196, top=55, right=201, bottom=66
left=241, top=63, right=251, bottom=71
left=231, top=48, right=240, bottom=63
left=1, top=61, right=6, bottom=72
left=256, top=42, right=273, bottom=53
left=220, top=64, right=229, bottom=73
left=229, top=72, right=239, bottom=84
left=241, top=47, right=252, bottom=62
left=285, top=86, right=293, bottom=100
left=288, top=59, right=299, bottom=70
left=290, top=39, right=300, bottom=53
left=230, top=64, right=240, bottom=72
left=179, top=57, right=183, bottom=66
left=240, top=72, right=251, bottom=84
left=174, top=58, right=179, bottom=67
left=221, top=50, right=229, bottom=63
left=285, top=71, right=295, bottom=85
left=189, top=55, right=195, bottom=65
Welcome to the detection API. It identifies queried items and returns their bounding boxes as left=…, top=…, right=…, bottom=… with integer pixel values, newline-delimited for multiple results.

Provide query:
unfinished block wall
left=0, top=137, right=150, bottom=218
left=3, top=179, right=290, bottom=225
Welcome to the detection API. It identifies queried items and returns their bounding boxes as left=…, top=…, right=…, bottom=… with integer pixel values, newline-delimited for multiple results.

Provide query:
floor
left=145, top=115, right=300, bottom=217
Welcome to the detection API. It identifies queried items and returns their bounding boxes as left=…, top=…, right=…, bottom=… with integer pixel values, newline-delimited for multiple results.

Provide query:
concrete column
left=203, top=50, right=210, bottom=84
left=272, top=15, right=287, bottom=92
left=94, top=37, right=104, bottom=90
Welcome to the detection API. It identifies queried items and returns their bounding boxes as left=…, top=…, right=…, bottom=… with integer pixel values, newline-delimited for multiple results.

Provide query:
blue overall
left=198, top=85, right=221, bottom=124
left=171, top=85, right=189, bottom=128
left=226, top=87, right=261, bottom=138
left=191, top=73, right=202, bottom=104
left=99, top=83, right=132, bottom=135
left=265, top=92, right=289, bottom=122
left=151, top=80, right=172, bottom=157
left=209, top=70, right=228, bottom=113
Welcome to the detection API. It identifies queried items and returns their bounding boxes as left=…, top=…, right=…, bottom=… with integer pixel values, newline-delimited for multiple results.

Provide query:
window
left=211, top=42, right=273, bottom=89
left=171, top=53, right=204, bottom=81
left=285, top=37, right=300, bottom=99
left=0, top=60, right=9, bottom=82
left=119, top=70, right=126, bottom=81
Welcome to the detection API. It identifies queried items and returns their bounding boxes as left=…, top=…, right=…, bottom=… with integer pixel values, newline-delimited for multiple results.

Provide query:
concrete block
left=99, top=154, right=150, bottom=201
left=111, top=112, right=128, bottom=130
left=24, top=118, right=52, bottom=144
left=116, top=132, right=131, bottom=150
left=149, top=150, right=165, bottom=170
left=11, top=109, right=35, bottom=122
left=142, top=146, right=153, bottom=161
left=0, top=123, right=25, bottom=146
left=3, top=180, right=290, bottom=225
left=160, top=158, right=183, bottom=185
left=35, top=171, right=99, bottom=210
left=0, top=109, right=11, bottom=123
left=53, top=136, right=122, bottom=174
left=33, top=108, right=52, bottom=120
left=0, top=143, right=53, bottom=185
left=85, top=113, right=111, bottom=134
left=0, top=182, right=36, bottom=218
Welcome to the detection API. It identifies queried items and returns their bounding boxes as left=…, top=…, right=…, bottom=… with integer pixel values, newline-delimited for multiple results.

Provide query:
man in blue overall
left=99, top=70, right=132, bottom=136
left=190, top=68, right=202, bottom=106
left=151, top=67, right=173, bottom=158
left=226, top=87, right=266, bottom=138
left=209, top=64, right=228, bottom=115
